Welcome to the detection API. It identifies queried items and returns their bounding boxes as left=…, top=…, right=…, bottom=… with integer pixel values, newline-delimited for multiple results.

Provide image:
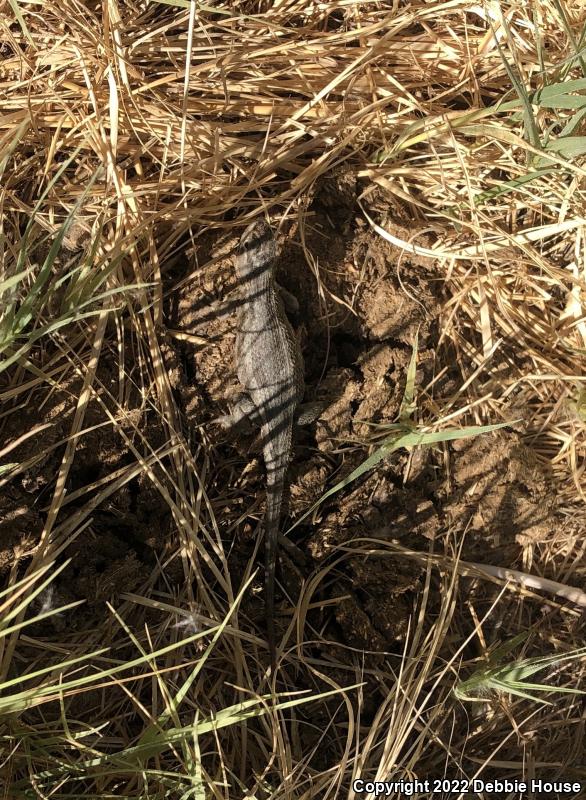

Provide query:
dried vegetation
left=1, top=0, right=586, bottom=796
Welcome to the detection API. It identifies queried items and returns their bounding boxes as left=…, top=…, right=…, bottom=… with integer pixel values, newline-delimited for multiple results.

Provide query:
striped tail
left=264, top=459, right=287, bottom=669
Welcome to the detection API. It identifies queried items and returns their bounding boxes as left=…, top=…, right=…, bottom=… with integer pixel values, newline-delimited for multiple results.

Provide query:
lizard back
left=234, top=219, right=304, bottom=666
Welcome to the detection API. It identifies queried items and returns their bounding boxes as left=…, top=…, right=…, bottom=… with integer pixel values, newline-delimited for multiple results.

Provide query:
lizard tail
left=264, top=464, right=286, bottom=669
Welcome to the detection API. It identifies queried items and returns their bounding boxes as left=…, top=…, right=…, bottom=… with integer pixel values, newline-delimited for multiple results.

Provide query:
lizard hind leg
left=276, top=282, right=299, bottom=315
left=296, top=400, right=327, bottom=426
left=212, top=392, right=262, bottom=431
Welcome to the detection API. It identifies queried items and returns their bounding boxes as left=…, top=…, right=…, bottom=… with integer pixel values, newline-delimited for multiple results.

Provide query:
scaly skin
left=233, top=219, right=304, bottom=667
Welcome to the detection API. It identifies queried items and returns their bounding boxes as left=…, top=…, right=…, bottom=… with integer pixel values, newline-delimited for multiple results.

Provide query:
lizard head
left=235, top=219, right=277, bottom=281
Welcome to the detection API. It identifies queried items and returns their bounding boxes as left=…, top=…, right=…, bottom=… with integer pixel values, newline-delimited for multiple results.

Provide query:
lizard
left=222, top=218, right=304, bottom=667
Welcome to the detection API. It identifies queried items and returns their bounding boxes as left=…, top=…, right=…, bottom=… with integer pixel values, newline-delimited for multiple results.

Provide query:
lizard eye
left=237, top=220, right=274, bottom=259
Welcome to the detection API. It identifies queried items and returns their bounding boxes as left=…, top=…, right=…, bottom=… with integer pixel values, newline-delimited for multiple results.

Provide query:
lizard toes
left=210, top=413, right=235, bottom=429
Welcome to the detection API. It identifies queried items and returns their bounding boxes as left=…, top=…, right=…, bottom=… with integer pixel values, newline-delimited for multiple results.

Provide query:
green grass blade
left=472, top=168, right=556, bottom=206
left=0, top=629, right=213, bottom=715
left=0, top=558, right=73, bottom=626
left=7, top=0, right=34, bottom=46
left=533, top=78, right=586, bottom=107
left=0, top=600, right=85, bottom=639
left=487, top=632, right=529, bottom=666
left=399, top=331, right=418, bottom=423
left=0, top=560, right=54, bottom=601
left=490, top=11, right=540, bottom=149
left=287, top=421, right=512, bottom=534
left=455, top=640, right=586, bottom=705
left=551, top=0, right=586, bottom=77
left=136, top=575, right=255, bottom=748
left=12, top=177, right=101, bottom=336
left=0, top=463, right=18, bottom=478
left=25, top=684, right=363, bottom=778
left=560, top=106, right=586, bottom=137
left=541, top=136, right=586, bottom=160
left=0, top=648, right=110, bottom=692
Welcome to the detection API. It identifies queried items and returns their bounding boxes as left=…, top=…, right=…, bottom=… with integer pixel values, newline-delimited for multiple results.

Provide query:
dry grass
left=1, top=0, right=586, bottom=796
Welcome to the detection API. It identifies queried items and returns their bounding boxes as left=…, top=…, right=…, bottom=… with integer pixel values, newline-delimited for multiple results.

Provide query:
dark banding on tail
left=264, top=459, right=288, bottom=669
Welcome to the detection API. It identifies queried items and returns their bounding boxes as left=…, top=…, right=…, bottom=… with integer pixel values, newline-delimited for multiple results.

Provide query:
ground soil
left=0, top=174, right=560, bottom=713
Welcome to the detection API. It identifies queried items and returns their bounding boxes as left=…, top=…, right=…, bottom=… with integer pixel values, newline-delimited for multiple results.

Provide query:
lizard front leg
left=212, top=392, right=263, bottom=431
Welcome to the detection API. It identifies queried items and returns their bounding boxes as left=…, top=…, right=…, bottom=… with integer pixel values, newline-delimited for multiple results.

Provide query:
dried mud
left=1, top=178, right=560, bottom=702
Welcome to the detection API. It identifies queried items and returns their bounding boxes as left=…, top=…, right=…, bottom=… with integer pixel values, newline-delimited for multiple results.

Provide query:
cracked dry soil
left=1, top=180, right=558, bottom=694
